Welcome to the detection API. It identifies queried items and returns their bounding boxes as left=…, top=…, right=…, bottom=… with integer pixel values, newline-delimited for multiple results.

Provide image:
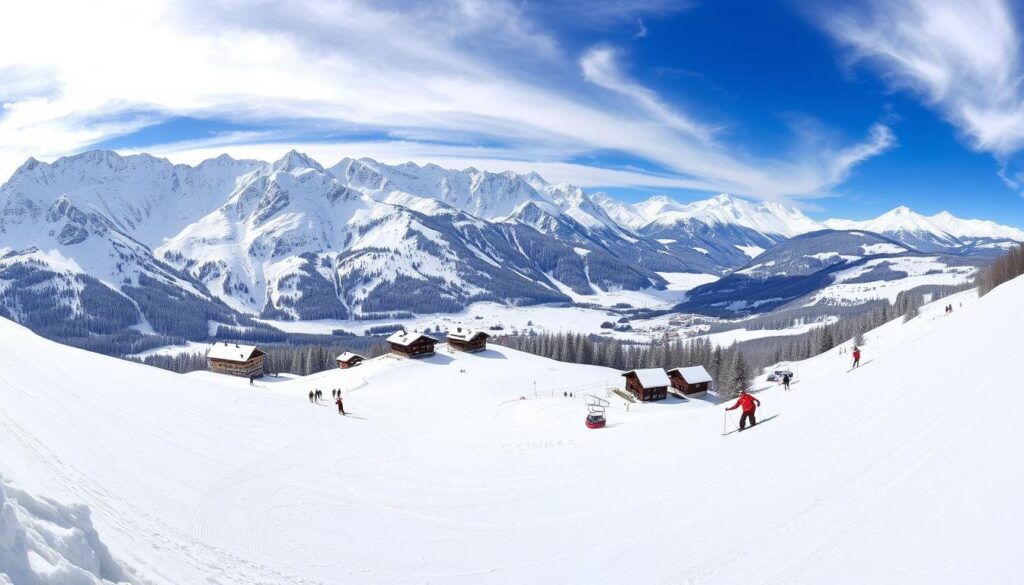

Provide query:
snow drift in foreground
left=0, top=478, right=136, bottom=585
left=2, top=275, right=1024, bottom=583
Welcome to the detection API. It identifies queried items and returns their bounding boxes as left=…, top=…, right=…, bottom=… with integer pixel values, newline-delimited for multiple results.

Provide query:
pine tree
left=723, top=350, right=751, bottom=399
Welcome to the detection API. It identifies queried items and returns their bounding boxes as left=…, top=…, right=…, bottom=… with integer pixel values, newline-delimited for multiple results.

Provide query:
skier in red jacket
left=726, top=390, right=760, bottom=431
left=852, top=347, right=862, bottom=369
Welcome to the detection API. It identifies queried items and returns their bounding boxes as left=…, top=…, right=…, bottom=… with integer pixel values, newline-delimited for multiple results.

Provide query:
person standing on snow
left=852, top=346, right=862, bottom=369
left=308, top=390, right=314, bottom=403
left=249, top=375, right=255, bottom=386
left=782, top=372, right=792, bottom=391
left=726, top=390, right=760, bottom=431
left=335, top=396, right=346, bottom=416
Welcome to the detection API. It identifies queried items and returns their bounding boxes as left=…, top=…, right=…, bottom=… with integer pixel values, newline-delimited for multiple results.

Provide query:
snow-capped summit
left=928, top=210, right=1024, bottom=241
left=823, top=205, right=1024, bottom=251
left=596, top=193, right=824, bottom=238
left=2, top=148, right=1022, bottom=343
left=272, top=149, right=325, bottom=174
left=665, top=194, right=824, bottom=238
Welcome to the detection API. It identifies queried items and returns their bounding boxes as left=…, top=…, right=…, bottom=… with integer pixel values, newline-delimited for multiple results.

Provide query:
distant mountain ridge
left=0, top=149, right=1019, bottom=345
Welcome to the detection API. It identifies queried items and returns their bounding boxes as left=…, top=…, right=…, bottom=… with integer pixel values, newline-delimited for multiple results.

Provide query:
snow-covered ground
left=2, top=276, right=1023, bottom=583
left=696, top=317, right=838, bottom=348
left=807, top=256, right=976, bottom=305
left=655, top=271, right=719, bottom=291
left=129, top=341, right=211, bottom=359
left=259, top=273, right=717, bottom=343
left=0, top=477, right=140, bottom=584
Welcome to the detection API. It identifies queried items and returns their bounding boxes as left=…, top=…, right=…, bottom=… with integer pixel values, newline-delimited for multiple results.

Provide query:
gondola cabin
left=667, top=366, right=713, bottom=396
left=336, top=352, right=365, bottom=369
left=446, top=327, right=489, bottom=353
left=207, top=342, right=265, bottom=378
left=621, top=368, right=670, bottom=402
left=387, top=331, right=438, bottom=359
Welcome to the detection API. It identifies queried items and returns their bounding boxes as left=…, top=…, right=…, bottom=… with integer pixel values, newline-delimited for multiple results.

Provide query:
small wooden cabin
left=207, top=342, right=265, bottom=378
left=621, top=368, right=671, bottom=402
left=387, top=331, right=438, bottom=359
left=446, top=327, right=489, bottom=353
left=336, top=352, right=365, bottom=369
left=667, top=366, right=713, bottom=396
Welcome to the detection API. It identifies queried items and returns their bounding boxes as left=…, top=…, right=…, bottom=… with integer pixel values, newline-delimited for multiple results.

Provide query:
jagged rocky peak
left=272, top=150, right=325, bottom=174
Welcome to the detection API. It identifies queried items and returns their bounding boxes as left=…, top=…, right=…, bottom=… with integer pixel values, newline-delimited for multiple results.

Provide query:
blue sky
left=2, top=0, right=1024, bottom=226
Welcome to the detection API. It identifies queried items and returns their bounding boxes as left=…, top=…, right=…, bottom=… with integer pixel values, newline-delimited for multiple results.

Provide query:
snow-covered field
left=259, top=273, right=718, bottom=343
left=695, top=317, right=838, bottom=347
left=2, top=276, right=1023, bottom=583
left=807, top=256, right=976, bottom=304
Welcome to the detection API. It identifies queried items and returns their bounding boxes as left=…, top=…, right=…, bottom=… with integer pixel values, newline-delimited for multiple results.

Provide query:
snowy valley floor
left=1, top=279, right=1023, bottom=584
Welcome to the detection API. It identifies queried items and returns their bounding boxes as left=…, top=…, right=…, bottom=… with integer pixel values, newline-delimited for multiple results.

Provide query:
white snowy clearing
left=258, top=273, right=717, bottom=344
left=808, top=256, right=976, bottom=305
left=2, top=276, right=1024, bottom=584
left=734, top=244, right=765, bottom=259
left=695, top=318, right=838, bottom=348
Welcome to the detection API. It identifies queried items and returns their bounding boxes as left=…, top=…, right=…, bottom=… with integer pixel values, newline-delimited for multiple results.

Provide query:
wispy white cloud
left=0, top=0, right=893, bottom=200
left=634, top=18, right=649, bottom=39
left=819, top=0, right=1024, bottom=188
left=580, top=45, right=716, bottom=141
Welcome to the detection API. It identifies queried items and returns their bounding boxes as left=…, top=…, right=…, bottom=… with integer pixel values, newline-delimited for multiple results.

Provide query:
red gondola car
left=585, top=413, right=606, bottom=429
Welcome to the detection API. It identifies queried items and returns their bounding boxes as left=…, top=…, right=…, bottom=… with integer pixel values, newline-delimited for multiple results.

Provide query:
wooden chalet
left=387, top=331, right=438, bottom=359
left=207, top=342, right=265, bottom=378
left=446, top=327, right=489, bottom=353
left=621, top=368, right=671, bottom=402
left=667, top=366, right=713, bottom=396
left=336, top=352, right=365, bottom=369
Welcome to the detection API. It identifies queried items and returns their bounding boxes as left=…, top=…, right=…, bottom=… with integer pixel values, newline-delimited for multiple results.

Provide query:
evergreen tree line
left=493, top=283, right=971, bottom=399
left=978, top=243, right=1024, bottom=296
left=492, top=332, right=754, bottom=399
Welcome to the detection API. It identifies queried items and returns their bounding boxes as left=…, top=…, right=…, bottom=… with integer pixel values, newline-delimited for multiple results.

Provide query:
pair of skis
left=846, top=358, right=873, bottom=373
left=722, top=413, right=780, bottom=436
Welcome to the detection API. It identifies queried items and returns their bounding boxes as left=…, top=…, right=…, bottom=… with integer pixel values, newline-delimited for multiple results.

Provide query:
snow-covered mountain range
left=0, top=149, right=1019, bottom=342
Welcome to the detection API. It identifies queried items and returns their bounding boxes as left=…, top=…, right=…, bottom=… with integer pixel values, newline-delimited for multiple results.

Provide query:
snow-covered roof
left=622, top=368, right=671, bottom=388
left=386, top=331, right=439, bottom=347
left=336, top=352, right=365, bottom=363
left=207, top=342, right=261, bottom=362
left=447, top=327, right=489, bottom=342
left=668, top=366, right=713, bottom=384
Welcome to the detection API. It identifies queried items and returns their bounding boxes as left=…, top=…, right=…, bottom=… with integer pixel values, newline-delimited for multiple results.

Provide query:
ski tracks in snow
left=0, top=405, right=326, bottom=585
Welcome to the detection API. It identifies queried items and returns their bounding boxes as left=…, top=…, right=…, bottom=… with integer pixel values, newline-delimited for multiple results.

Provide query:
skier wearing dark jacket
left=308, top=390, right=314, bottom=403
left=782, top=373, right=791, bottom=390
left=335, top=397, right=346, bottom=416
left=726, top=390, right=760, bottom=430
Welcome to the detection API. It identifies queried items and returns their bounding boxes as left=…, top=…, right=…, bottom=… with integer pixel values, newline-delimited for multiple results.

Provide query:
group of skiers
left=728, top=344, right=866, bottom=431
left=944, top=304, right=954, bottom=315
left=308, top=388, right=347, bottom=415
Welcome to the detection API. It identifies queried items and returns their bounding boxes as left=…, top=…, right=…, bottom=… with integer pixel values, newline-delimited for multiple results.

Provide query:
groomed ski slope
left=2, top=277, right=1024, bottom=584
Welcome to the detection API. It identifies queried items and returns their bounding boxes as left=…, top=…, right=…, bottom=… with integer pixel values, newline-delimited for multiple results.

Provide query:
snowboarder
left=308, top=390, right=314, bottom=403
left=782, top=372, right=791, bottom=390
left=852, top=346, right=862, bottom=369
left=335, top=396, right=346, bottom=416
left=725, top=390, right=760, bottom=431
